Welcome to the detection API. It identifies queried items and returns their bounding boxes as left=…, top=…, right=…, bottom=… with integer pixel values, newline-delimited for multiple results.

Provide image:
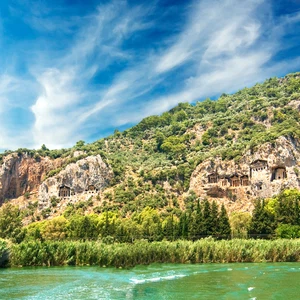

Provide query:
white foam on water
left=227, top=268, right=233, bottom=271
left=248, top=287, right=255, bottom=291
left=164, top=275, right=176, bottom=280
left=130, top=274, right=186, bottom=284
left=130, top=278, right=146, bottom=284
left=148, top=277, right=161, bottom=282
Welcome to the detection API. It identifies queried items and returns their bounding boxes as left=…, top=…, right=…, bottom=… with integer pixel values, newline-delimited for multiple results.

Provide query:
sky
left=0, top=0, right=299, bottom=151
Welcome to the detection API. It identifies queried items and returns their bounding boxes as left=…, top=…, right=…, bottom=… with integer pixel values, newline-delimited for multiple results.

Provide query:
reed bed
left=2, top=238, right=300, bottom=268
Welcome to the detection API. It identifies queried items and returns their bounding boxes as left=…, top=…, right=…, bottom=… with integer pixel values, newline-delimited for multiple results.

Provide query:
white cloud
left=30, top=0, right=152, bottom=148
left=1, top=0, right=300, bottom=150
left=80, top=0, right=300, bottom=131
left=155, top=0, right=264, bottom=74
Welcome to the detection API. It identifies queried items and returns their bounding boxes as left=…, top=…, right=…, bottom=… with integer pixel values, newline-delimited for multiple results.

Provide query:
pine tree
left=210, top=201, right=219, bottom=236
left=163, top=215, right=175, bottom=241
left=177, top=212, right=189, bottom=239
left=275, top=189, right=300, bottom=225
left=202, top=199, right=212, bottom=236
left=249, top=199, right=275, bottom=236
left=189, top=199, right=202, bottom=240
left=218, top=204, right=231, bottom=237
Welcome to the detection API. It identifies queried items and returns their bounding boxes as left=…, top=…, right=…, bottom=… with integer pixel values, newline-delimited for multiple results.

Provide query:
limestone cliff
left=38, top=155, right=113, bottom=209
left=0, top=153, right=64, bottom=204
left=189, top=136, right=300, bottom=212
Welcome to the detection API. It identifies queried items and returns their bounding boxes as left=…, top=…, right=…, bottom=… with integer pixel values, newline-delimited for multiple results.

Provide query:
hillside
left=0, top=72, right=300, bottom=224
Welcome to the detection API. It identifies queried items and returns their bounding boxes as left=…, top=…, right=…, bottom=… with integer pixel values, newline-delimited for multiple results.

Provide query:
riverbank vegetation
left=1, top=189, right=300, bottom=245
left=1, top=238, right=300, bottom=268
left=0, top=200, right=231, bottom=243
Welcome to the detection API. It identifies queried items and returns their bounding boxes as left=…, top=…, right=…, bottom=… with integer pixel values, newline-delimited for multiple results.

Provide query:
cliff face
left=189, top=136, right=300, bottom=212
left=1, top=136, right=299, bottom=216
left=0, top=153, right=64, bottom=204
left=38, top=155, right=113, bottom=209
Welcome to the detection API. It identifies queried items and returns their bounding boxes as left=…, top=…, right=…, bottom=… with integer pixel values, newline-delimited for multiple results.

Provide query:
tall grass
left=5, top=239, right=300, bottom=268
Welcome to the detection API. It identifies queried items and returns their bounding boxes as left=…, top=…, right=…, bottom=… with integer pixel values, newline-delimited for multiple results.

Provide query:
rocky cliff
left=189, top=136, right=300, bottom=212
left=0, top=153, right=64, bottom=204
left=38, top=155, right=113, bottom=209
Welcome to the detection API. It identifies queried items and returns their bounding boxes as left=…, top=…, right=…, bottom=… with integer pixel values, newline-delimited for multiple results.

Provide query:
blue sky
left=0, top=0, right=299, bottom=151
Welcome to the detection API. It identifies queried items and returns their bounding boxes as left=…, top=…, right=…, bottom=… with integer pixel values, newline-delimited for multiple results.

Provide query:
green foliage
left=0, top=239, right=9, bottom=267
left=249, top=199, right=276, bottom=236
left=275, top=224, right=300, bottom=238
left=6, top=239, right=300, bottom=268
left=0, top=204, right=24, bottom=243
left=230, top=212, right=251, bottom=238
left=249, top=189, right=300, bottom=236
left=23, top=192, right=30, bottom=199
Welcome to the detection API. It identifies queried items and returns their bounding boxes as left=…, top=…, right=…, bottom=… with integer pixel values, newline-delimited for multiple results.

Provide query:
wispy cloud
left=0, top=0, right=299, bottom=150
left=29, top=0, right=153, bottom=148
left=79, top=0, right=300, bottom=127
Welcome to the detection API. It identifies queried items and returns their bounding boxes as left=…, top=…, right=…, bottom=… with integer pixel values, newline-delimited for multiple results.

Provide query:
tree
left=42, top=217, right=69, bottom=241
left=189, top=200, right=204, bottom=240
left=249, top=199, right=275, bottom=236
left=275, top=224, right=300, bottom=238
left=163, top=215, right=176, bottom=241
left=230, top=212, right=251, bottom=238
left=155, top=132, right=165, bottom=151
left=41, top=144, right=49, bottom=151
left=201, top=132, right=211, bottom=146
left=175, top=110, right=188, bottom=122
left=68, top=214, right=99, bottom=241
left=177, top=212, right=189, bottom=239
left=210, top=201, right=219, bottom=235
left=0, top=204, right=24, bottom=243
left=75, top=140, right=85, bottom=149
left=138, top=207, right=162, bottom=241
left=218, top=204, right=231, bottom=237
left=202, top=199, right=212, bottom=236
left=275, top=189, right=300, bottom=225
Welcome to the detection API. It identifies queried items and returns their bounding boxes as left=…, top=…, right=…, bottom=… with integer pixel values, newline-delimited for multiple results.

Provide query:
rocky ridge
left=0, top=153, right=64, bottom=204
left=189, top=136, right=300, bottom=212
left=38, top=155, right=113, bottom=209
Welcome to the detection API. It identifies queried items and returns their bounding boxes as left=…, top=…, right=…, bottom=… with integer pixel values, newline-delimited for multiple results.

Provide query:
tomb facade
left=208, top=173, right=218, bottom=184
left=271, top=167, right=287, bottom=181
left=59, top=185, right=71, bottom=197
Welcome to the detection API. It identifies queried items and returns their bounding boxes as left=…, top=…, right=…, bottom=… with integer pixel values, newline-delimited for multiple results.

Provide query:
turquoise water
left=0, top=263, right=299, bottom=299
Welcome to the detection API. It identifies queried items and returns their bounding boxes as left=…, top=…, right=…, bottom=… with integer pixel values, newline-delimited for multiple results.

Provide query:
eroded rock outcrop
left=189, top=136, right=300, bottom=212
left=38, top=155, right=113, bottom=209
left=0, top=153, right=64, bottom=204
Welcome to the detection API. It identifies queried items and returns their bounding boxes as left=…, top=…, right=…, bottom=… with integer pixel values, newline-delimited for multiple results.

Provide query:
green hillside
left=0, top=72, right=300, bottom=244
left=56, top=72, right=300, bottom=215
left=1, top=72, right=300, bottom=216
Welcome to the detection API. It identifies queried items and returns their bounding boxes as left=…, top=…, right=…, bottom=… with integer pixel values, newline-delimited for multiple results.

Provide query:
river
left=0, top=263, right=299, bottom=299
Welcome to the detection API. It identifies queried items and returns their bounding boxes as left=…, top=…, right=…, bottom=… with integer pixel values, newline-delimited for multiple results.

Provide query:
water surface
left=0, top=263, right=299, bottom=299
